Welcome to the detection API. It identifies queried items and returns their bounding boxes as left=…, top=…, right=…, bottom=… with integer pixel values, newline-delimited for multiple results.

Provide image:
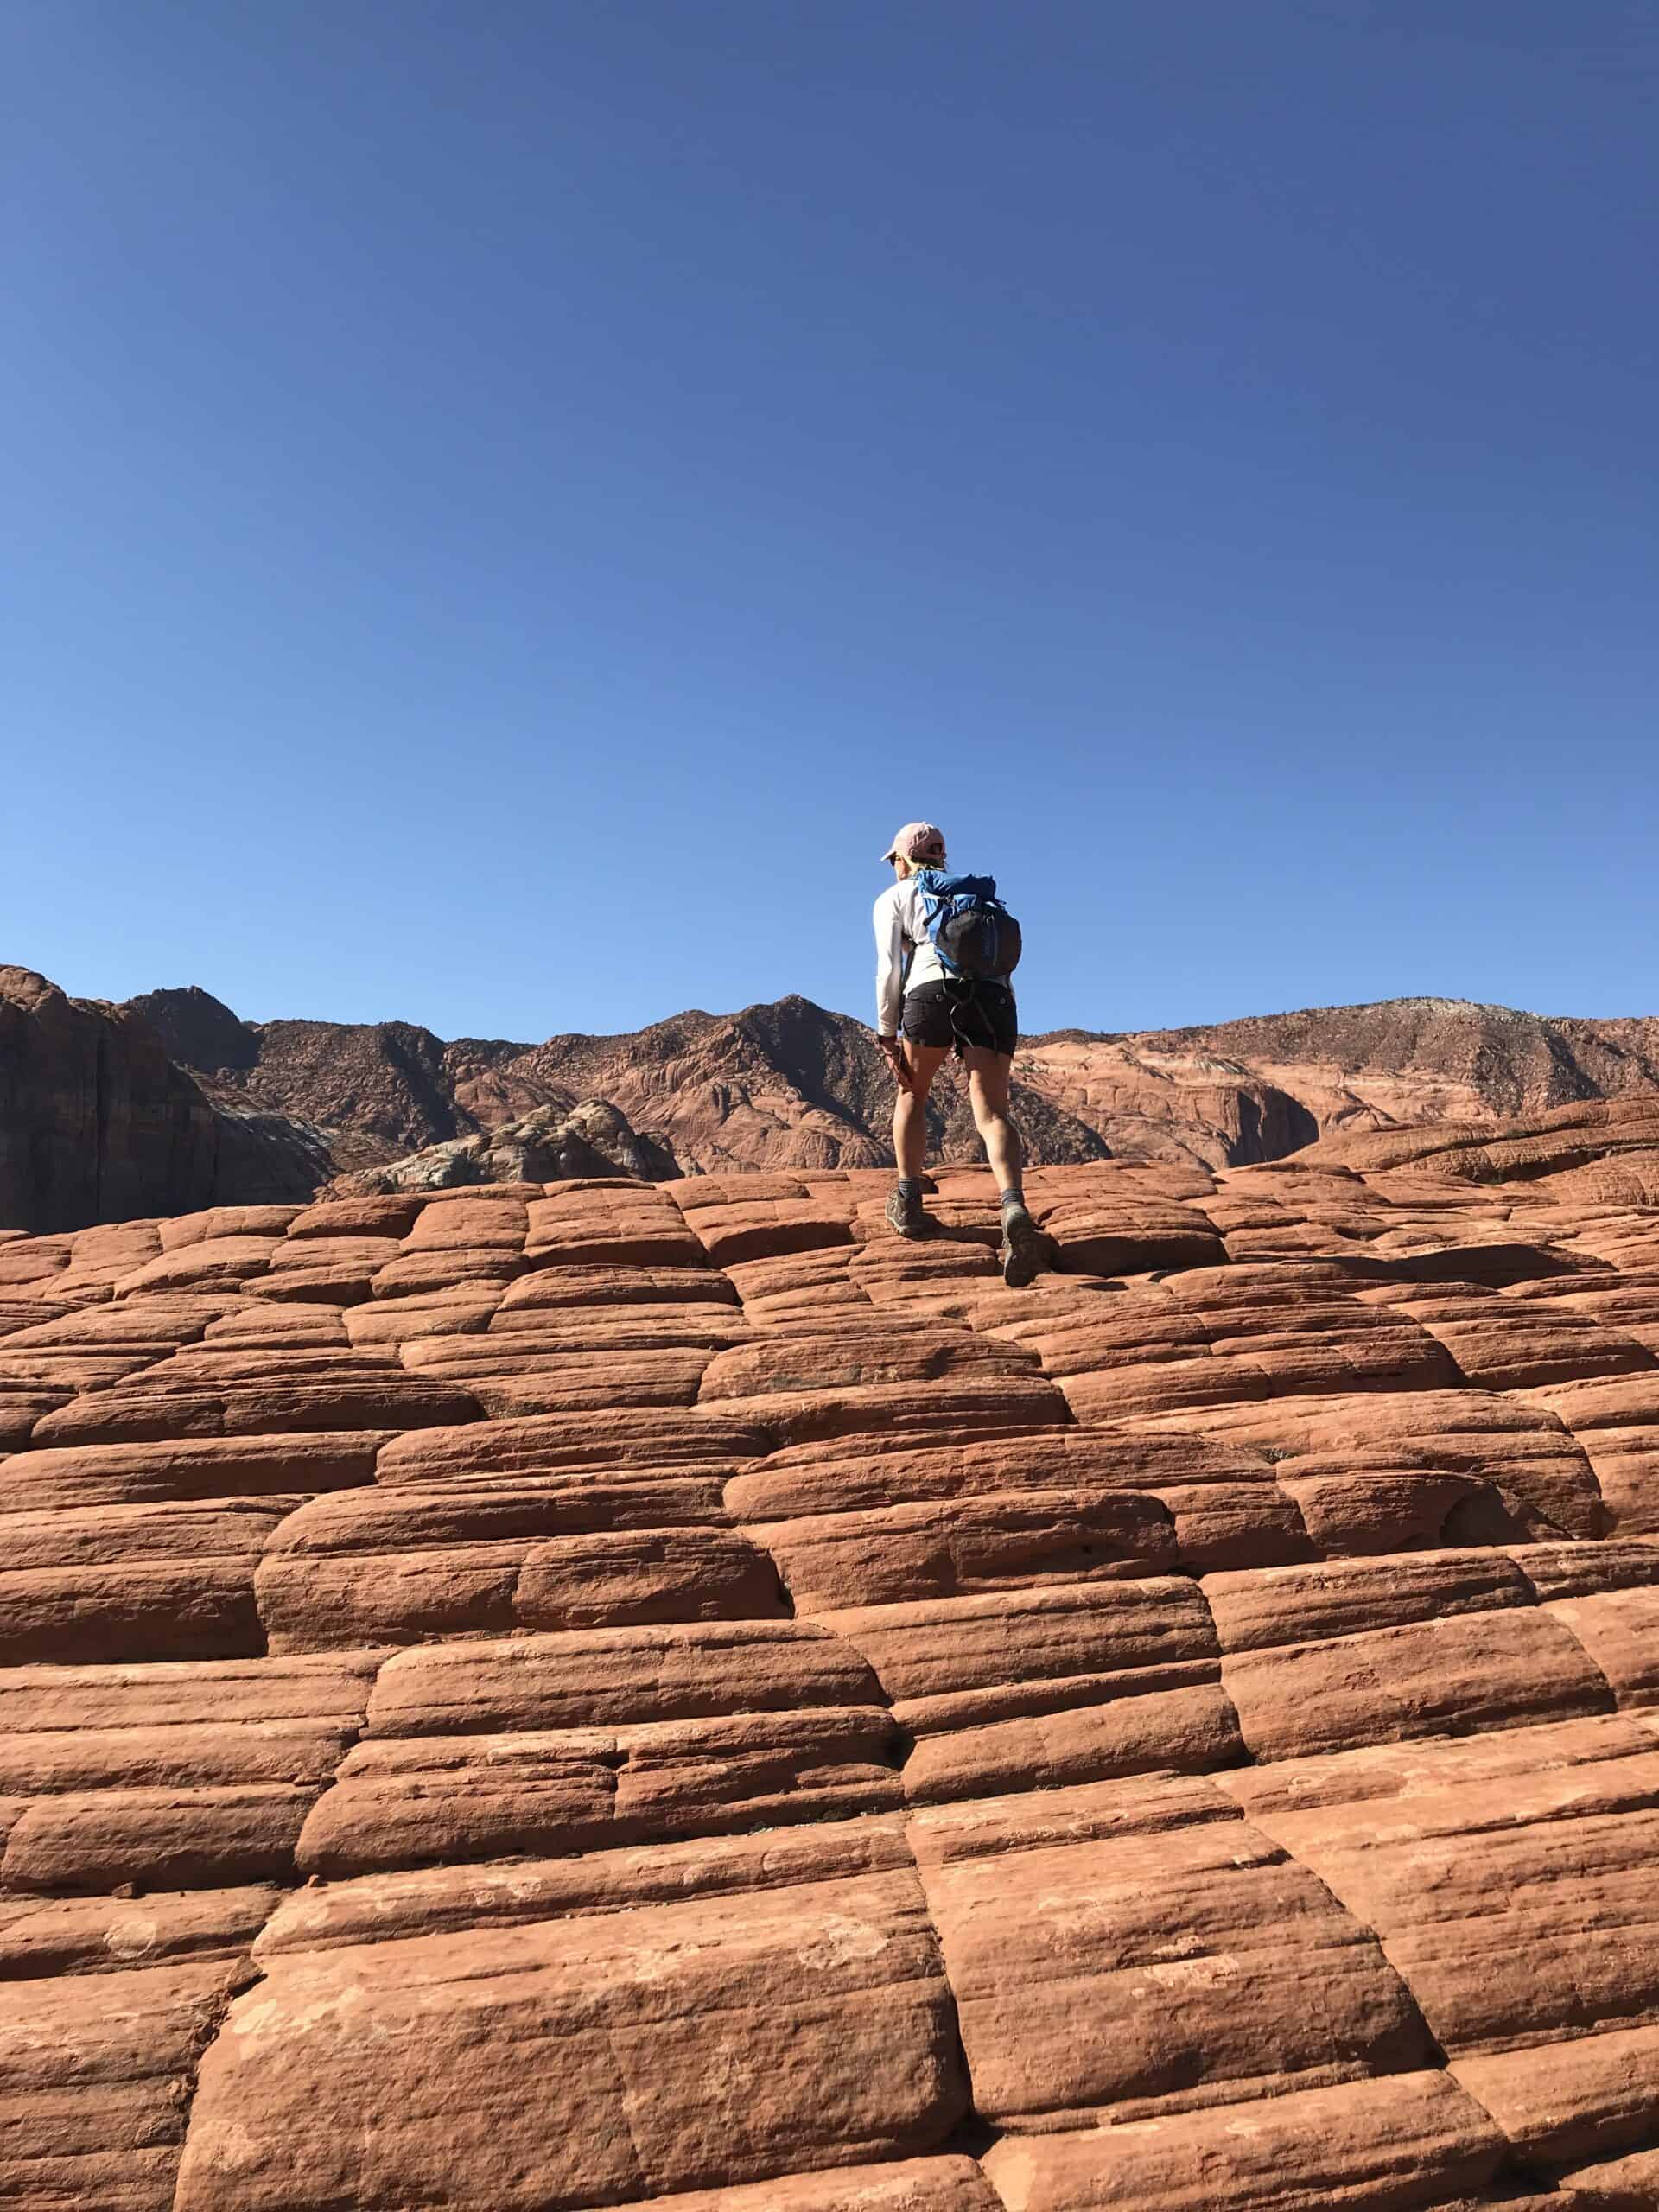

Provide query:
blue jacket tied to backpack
left=914, top=869, right=1023, bottom=982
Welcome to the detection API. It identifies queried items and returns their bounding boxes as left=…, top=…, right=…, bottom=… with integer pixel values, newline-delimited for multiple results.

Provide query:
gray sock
left=898, top=1178, right=923, bottom=1199
left=1000, top=1189, right=1027, bottom=1216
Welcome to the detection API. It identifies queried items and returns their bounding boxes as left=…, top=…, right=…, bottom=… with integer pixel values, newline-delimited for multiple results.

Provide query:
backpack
left=913, top=868, right=1023, bottom=982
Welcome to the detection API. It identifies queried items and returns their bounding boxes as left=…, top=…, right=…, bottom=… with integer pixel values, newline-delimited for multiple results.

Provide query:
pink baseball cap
left=882, top=821, right=946, bottom=864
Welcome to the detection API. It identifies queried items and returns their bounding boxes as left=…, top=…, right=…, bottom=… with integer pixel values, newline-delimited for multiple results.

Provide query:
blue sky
left=7, top=0, right=1656, bottom=1041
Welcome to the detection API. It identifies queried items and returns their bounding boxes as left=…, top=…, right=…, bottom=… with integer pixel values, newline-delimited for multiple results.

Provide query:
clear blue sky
left=7, top=1, right=1656, bottom=1041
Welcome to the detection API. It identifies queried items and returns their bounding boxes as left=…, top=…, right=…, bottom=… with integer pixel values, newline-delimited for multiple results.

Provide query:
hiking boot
left=885, top=1185, right=930, bottom=1239
left=999, top=1205, right=1049, bottom=1288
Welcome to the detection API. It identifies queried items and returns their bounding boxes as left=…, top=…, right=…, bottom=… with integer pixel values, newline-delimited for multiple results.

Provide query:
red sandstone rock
left=0, top=1883, right=276, bottom=1979
left=461, top=1346, right=717, bottom=1415
left=1453, top=2024, right=1659, bottom=2168
left=402, top=1309, right=753, bottom=1372
left=297, top=1705, right=904, bottom=1875
left=257, top=1476, right=739, bottom=1649
left=1220, top=1604, right=1614, bottom=1762
left=979, top=2069, right=1505, bottom=2209
left=524, top=1188, right=707, bottom=1268
left=696, top=1373, right=1071, bottom=1448
left=375, top=1405, right=766, bottom=1482
left=363, top=1618, right=880, bottom=1735
left=918, top=1774, right=1433, bottom=2128
left=747, top=1490, right=1177, bottom=1611
left=1131, top=1386, right=1607, bottom=1537
left=29, top=1368, right=478, bottom=1445
left=343, top=1285, right=502, bottom=1345
left=0, top=1239, right=72, bottom=1287
left=0, top=1653, right=378, bottom=1897
left=1227, top=1721, right=1659, bottom=2066
left=0, top=1430, right=386, bottom=1510
left=175, top=1869, right=966, bottom=2209
left=0, top=1955, right=254, bottom=2210
left=284, top=1195, right=423, bottom=1238
left=0, top=1498, right=298, bottom=1662
left=699, top=1317, right=1038, bottom=1400
left=1204, top=1547, right=1537, bottom=1650
left=817, top=1579, right=1240, bottom=1802
left=202, top=1300, right=349, bottom=1346
left=1547, top=1585, right=1659, bottom=1706
left=257, top=1810, right=916, bottom=1956
left=4, top=1781, right=321, bottom=1892
left=3, top=1133, right=1659, bottom=2209
left=620, top=2158, right=1002, bottom=2209
left=725, top=1427, right=1250, bottom=1521
left=369, top=1247, right=527, bottom=1296
left=1513, top=1371, right=1659, bottom=1535
left=156, top=1206, right=302, bottom=1250
left=684, top=1200, right=858, bottom=1267
left=495, top=1263, right=740, bottom=1313
left=0, top=1388, right=73, bottom=1446
left=399, top=1196, right=527, bottom=1251
left=514, top=1525, right=785, bottom=1630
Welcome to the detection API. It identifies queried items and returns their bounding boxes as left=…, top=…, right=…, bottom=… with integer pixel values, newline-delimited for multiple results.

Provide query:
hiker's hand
left=877, top=1035, right=912, bottom=1091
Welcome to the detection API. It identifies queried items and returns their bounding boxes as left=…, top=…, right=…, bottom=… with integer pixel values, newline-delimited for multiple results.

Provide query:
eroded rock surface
left=3, top=1124, right=1659, bottom=2206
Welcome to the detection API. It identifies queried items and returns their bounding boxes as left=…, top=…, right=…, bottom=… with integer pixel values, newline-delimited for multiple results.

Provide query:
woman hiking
left=872, top=820, right=1051, bottom=1287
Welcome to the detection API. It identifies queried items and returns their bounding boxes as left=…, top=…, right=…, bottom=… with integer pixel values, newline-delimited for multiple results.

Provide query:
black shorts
left=900, top=978, right=1018, bottom=1058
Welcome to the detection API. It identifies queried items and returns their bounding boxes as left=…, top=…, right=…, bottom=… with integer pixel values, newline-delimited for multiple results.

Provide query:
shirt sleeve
left=874, top=887, right=907, bottom=1035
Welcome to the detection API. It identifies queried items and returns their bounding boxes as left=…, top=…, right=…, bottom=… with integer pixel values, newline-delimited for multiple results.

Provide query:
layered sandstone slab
left=2, top=1137, right=1659, bottom=2206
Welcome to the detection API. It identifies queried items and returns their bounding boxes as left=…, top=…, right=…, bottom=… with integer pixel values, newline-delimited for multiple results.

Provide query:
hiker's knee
left=904, top=1045, right=948, bottom=1101
left=966, top=1057, right=1012, bottom=1123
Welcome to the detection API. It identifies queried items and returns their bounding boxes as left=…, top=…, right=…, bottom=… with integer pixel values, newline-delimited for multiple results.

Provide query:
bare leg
left=964, top=1048, right=1024, bottom=1193
left=893, top=1043, right=950, bottom=1179
left=967, top=1047, right=1046, bottom=1285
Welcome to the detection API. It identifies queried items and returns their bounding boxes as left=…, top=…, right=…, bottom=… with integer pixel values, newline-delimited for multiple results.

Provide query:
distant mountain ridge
left=5, top=966, right=1659, bottom=1229
left=126, top=987, right=1114, bottom=1191
left=125, top=982, right=1659, bottom=1192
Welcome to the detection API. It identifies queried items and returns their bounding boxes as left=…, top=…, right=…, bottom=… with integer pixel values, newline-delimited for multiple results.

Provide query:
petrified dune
left=3, top=1098, right=1659, bottom=2204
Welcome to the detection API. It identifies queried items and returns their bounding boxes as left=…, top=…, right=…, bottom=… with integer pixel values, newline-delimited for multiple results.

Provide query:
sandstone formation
left=332, top=1100, right=679, bottom=1192
left=2, top=1097, right=1659, bottom=2204
left=0, top=969, right=331, bottom=1234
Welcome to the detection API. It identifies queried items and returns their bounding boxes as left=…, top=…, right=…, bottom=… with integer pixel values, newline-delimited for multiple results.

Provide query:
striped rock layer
left=3, top=1112, right=1659, bottom=2209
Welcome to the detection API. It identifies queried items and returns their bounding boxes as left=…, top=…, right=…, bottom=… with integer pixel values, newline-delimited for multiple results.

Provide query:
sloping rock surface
left=4, top=1103, right=1659, bottom=2205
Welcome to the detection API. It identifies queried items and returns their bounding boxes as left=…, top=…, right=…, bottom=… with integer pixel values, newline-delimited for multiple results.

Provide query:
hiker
left=873, top=821, right=1049, bottom=1287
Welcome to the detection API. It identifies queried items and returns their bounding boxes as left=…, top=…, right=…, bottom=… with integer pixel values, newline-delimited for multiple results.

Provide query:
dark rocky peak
left=124, top=985, right=261, bottom=1073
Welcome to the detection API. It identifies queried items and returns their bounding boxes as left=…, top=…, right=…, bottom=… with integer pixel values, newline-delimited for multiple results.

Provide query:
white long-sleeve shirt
left=873, top=879, right=946, bottom=1035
